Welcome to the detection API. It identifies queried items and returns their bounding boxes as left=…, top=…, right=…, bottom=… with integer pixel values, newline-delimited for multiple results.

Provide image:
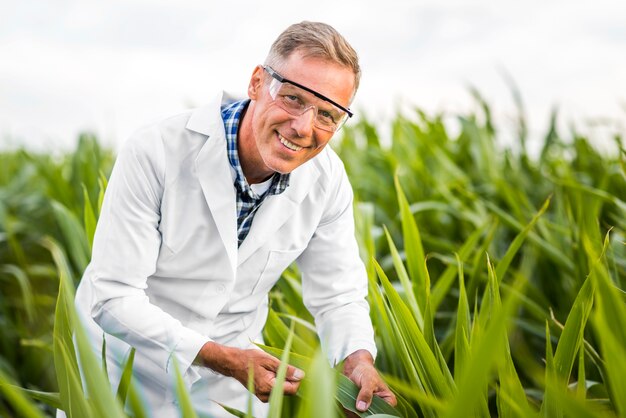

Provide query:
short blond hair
left=265, top=21, right=361, bottom=92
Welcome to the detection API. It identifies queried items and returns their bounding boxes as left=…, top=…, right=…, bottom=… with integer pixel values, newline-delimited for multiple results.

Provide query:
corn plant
left=1, top=95, right=625, bottom=416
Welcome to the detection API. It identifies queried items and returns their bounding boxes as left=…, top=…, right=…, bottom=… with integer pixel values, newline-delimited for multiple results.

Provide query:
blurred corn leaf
left=2, top=97, right=626, bottom=416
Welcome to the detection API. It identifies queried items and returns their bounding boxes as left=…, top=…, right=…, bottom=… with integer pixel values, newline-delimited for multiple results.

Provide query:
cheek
left=251, top=108, right=274, bottom=140
left=314, top=135, right=333, bottom=151
left=307, top=145, right=327, bottom=161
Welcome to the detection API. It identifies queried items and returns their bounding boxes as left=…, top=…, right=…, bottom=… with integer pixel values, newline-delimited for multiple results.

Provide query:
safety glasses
left=264, top=65, right=353, bottom=132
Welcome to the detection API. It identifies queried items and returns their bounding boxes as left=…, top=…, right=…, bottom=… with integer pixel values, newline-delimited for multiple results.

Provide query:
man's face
left=242, top=51, right=355, bottom=183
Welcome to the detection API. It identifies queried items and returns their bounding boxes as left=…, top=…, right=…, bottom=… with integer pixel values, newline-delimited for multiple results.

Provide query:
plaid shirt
left=221, top=99, right=290, bottom=246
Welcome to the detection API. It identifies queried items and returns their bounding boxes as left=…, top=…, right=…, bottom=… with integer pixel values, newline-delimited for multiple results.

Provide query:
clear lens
left=268, top=78, right=348, bottom=132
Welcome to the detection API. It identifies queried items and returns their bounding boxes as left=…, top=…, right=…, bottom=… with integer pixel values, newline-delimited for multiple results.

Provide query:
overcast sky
left=1, top=0, right=625, bottom=153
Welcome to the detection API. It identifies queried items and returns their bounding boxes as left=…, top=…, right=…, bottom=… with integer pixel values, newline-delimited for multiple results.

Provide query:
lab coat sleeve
left=86, top=127, right=208, bottom=384
left=297, top=155, right=378, bottom=366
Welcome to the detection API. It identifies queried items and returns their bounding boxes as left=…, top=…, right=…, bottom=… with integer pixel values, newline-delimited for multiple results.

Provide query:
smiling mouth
left=278, top=133, right=304, bottom=151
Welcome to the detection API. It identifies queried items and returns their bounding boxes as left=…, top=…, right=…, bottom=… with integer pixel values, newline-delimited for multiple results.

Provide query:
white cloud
left=1, top=0, right=624, bottom=152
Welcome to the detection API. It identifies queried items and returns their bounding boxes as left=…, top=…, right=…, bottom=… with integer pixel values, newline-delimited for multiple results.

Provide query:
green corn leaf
left=496, top=301, right=534, bottom=417
left=259, top=344, right=404, bottom=418
left=394, top=174, right=430, bottom=315
left=374, top=260, right=454, bottom=400
left=45, top=236, right=127, bottom=418
left=257, top=344, right=310, bottom=372
left=444, top=259, right=523, bottom=418
left=124, top=381, right=148, bottom=418
left=467, top=220, right=499, bottom=302
left=0, top=264, right=36, bottom=323
left=577, top=344, right=586, bottom=400
left=1, top=386, right=61, bottom=410
left=481, top=255, right=534, bottom=418
left=82, top=184, right=97, bottom=251
left=495, top=196, right=551, bottom=282
left=263, top=309, right=314, bottom=357
left=365, top=258, right=402, bottom=377
left=542, top=321, right=560, bottom=418
left=483, top=200, right=574, bottom=273
left=276, top=313, right=318, bottom=350
left=382, top=373, right=445, bottom=414
left=552, top=275, right=594, bottom=383
left=267, top=322, right=295, bottom=418
left=97, top=171, right=108, bottom=214
left=173, top=360, right=198, bottom=418
left=591, top=314, right=626, bottom=417
left=336, top=374, right=401, bottom=417
left=295, top=349, right=336, bottom=418
left=353, top=202, right=376, bottom=268
left=383, top=225, right=423, bottom=328
left=390, top=391, right=420, bottom=418
left=116, top=347, right=136, bottom=405
left=218, top=403, right=247, bottom=417
left=0, top=372, right=47, bottom=418
left=73, top=289, right=128, bottom=417
left=496, top=335, right=533, bottom=417
left=545, top=385, right=608, bottom=418
left=51, top=201, right=90, bottom=273
left=274, top=271, right=313, bottom=324
left=453, top=254, right=471, bottom=384
left=584, top=231, right=626, bottom=416
left=431, top=223, right=488, bottom=313
left=423, top=297, right=455, bottom=389
left=56, top=341, right=92, bottom=417
left=45, top=236, right=91, bottom=418
left=373, top=272, right=425, bottom=395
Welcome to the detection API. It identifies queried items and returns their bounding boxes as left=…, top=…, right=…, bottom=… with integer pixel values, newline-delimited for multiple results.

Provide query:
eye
left=281, top=93, right=305, bottom=109
left=318, top=109, right=337, bottom=124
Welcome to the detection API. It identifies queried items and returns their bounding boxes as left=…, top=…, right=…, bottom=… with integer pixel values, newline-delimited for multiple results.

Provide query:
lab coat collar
left=191, top=92, right=238, bottom=277
left=186, top=92, right=229, bottom=136
left=188, top=92, right=321, bottom=273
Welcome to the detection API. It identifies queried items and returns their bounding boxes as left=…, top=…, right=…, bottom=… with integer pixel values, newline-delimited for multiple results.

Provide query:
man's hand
left=341, top=349, right=396, bottom=413
left=195, top=341, right=305, bottom=402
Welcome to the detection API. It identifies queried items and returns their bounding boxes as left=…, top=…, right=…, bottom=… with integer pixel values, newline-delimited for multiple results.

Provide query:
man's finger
left=286, top=364, right=305, bottom=381
left=282, top=380, right=301, bottom=395
left=260, top=354, right=281, bottom=372
left=356, top=381, right=374, bottom=411
left=377, top=389, right=397, bottom=406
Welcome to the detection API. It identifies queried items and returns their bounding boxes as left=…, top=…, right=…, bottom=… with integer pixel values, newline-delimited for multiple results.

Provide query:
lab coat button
left=216, top=284, right=226, bottom=293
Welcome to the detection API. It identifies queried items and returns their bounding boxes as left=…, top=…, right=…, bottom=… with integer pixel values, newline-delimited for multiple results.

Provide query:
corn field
left=0, top=98, right=625, bottom=417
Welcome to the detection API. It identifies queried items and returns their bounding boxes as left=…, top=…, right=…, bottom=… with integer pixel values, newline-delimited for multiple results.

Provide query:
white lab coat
left=73, top=92, right=376, bottom=417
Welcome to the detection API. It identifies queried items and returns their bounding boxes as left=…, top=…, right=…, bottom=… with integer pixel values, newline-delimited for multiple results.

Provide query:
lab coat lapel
left=237, top=161, right=320, bottom=266
left=188, top=97, right=238, bottom=276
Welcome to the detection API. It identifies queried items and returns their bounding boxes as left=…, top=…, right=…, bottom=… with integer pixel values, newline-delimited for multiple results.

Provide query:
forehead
left=275, top=51, right=356, bottom=107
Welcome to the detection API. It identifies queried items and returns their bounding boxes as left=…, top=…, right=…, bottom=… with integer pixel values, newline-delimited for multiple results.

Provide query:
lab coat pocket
left=252, top=248, right=305, bottom=295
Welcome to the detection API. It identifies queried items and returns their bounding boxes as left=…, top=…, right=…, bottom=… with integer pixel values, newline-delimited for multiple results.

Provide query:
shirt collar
left=221, top=99, right=290, bottom=199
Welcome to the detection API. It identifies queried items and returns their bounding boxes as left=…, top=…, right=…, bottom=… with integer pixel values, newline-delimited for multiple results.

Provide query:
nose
left=291, top=106, right=315, bottom=137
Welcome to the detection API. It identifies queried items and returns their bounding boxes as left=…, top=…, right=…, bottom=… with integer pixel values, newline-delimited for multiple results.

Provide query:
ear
left=247, top=65, right=265, bottom=100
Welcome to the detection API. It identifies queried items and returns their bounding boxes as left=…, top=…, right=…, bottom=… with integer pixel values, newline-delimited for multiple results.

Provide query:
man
left=74, top=21, right=396, bottom=417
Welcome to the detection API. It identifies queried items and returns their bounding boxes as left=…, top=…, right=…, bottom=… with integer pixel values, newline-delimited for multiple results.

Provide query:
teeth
left=279, top=134, right=303, bottom=151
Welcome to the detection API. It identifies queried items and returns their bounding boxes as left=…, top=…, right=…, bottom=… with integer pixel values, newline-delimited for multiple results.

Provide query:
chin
left=269, top=165, right=295, bottom=175
left=263, top=156, right=298, bottom=175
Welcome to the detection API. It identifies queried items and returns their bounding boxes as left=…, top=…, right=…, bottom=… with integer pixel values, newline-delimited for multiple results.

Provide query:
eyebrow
left=264, top=66, right=353, bottom=118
